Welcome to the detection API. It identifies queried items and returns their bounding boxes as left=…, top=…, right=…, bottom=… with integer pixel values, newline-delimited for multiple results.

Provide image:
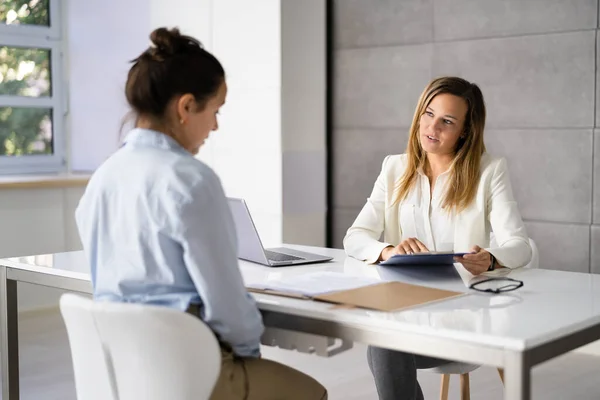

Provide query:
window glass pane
left=0, top=46, right=50, bottom=97
left=0, top=106, right=52, bottom=155
left=0, top=0, right=49, bottom=26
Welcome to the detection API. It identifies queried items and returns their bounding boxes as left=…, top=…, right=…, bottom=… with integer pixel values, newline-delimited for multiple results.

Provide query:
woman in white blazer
left=344, top=76, right=531, bottom=400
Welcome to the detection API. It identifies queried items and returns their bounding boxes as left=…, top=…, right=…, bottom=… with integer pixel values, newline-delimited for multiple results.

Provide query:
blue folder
left=379, top=252, right=468, bottom=266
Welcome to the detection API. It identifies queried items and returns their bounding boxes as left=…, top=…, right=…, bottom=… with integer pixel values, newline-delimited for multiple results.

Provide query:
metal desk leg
left=504, top=351, right=531, bottom=400
left=0, top=268, right=19, bottom=400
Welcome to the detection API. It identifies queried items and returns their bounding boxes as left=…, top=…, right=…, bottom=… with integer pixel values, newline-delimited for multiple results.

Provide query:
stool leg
left=498, top=368, right=505, bottom=385
left=439, top=374, right=450, bottom=400
left=460, top=373, right=470, bottom=400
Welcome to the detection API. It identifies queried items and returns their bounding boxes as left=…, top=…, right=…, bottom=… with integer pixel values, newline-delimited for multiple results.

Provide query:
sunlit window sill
left=0, top=173, right=91, bottom=189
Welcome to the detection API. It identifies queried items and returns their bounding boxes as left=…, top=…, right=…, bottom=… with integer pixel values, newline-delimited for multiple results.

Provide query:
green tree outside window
left=0, top=0, right=52, bottom=156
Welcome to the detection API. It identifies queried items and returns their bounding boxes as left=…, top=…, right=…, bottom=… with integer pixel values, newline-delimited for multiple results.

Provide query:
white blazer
left=343, top=153, right=532, bottom=268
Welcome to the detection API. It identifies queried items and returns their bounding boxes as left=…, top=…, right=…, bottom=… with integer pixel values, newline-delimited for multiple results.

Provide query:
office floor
left=7, top=309, right=600, bottom=399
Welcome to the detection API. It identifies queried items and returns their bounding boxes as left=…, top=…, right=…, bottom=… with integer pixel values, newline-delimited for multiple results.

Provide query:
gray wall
left=332, top=0, right=600, bottom=273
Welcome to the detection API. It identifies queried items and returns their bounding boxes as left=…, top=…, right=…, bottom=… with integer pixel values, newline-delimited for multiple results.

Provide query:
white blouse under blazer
left=343, top=153, right=532, bottom=268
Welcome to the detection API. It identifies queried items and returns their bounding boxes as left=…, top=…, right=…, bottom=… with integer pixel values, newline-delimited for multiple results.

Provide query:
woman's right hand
left=379, top=238, right=429, bottom=261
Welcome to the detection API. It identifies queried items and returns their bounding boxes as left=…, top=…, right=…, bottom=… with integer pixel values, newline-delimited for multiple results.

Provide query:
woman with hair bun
left=76, top=27, right=327, bottom=400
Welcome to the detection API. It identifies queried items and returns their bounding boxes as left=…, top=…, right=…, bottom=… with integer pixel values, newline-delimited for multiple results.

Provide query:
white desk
left=2, top=246, right=600, bottom=400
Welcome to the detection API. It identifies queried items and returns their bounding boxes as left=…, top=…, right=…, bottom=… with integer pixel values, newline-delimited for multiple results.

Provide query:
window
left=0, top=0, right=64, bottom=174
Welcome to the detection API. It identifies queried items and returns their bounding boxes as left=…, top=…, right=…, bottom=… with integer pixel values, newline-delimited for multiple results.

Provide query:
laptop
left=227, top=197, right=333, bottom=267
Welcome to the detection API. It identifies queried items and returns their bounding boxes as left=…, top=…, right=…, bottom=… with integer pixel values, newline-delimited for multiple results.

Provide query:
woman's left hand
left=454, top=245, right=492, bottom=276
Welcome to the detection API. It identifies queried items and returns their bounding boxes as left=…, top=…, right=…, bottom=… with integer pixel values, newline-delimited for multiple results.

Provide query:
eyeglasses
left=469, top=277, right=524, bottom=294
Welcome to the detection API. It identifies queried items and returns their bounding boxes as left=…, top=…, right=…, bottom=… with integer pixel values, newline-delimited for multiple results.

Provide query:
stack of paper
left=246, top=271, right=381, bottom=297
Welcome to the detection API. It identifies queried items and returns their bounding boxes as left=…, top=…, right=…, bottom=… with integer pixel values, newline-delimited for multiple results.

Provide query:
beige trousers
left=186, top=305, right=327, bottom=399
left=210, top=347, right=327, bottom=400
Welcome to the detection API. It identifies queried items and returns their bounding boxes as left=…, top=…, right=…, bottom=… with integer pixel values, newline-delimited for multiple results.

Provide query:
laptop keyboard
left=264, top=250, right=305, bottom=262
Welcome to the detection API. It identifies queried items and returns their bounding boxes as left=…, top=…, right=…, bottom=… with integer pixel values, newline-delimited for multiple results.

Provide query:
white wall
left=67, top=0, right=326, bottom=247
left=67, top=0, right=149, bottom=171
left=0, top=186, right=84, bottom=311
left=281, top=0, right=327, bottom=246
left=199, top=0, right=285, bottom=246
left=152, top=0, right=287, bottom=245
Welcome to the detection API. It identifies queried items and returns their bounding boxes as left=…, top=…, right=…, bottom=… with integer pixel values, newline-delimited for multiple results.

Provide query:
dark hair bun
left=149, top=27, right=202, bottom=58
left=126, top=26, right=224, bottom=118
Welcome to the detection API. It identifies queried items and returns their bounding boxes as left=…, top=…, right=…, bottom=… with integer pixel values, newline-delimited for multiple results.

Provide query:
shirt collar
left=122, top=128, right=189, bottom=155
left=417, top=161, right=453, bottom=178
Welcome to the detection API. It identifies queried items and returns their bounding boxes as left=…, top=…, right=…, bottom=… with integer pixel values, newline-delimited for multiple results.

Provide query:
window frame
left=0, top=0, right=65, bottom=174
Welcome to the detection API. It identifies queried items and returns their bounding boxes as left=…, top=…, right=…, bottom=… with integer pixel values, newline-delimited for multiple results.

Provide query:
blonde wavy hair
left=393, top=76, right=487, bottom=213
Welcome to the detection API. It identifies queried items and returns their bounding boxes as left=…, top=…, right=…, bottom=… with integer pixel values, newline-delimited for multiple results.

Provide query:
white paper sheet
left=246, top=271, right=382, bottom=297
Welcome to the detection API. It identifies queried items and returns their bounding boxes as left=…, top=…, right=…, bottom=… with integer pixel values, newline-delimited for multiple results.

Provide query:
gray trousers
left=367, top=346, right=449, bottom=400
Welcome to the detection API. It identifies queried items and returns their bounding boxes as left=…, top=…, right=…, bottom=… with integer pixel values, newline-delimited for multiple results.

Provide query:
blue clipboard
left=379, top=252, right=468, bottom=266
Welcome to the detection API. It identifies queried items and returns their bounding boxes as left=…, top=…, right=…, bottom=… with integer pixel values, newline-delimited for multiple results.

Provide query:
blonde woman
left=343, top=76, right=531, bottom=400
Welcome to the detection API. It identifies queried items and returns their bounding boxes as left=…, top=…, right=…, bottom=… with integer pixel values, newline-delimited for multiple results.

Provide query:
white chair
left=427, top=238, right=538, bottom=400
left=59, top=294, right=221, bottom=400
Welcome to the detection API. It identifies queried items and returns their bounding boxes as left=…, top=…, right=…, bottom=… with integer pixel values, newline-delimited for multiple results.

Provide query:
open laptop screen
left=227, top=198, right=270, bottom=264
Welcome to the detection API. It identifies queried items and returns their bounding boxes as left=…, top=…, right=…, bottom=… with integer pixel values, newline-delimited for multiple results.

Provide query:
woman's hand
left=454, top=245, right=492, bottom=275
left=379, top=238, right=429, bottom=261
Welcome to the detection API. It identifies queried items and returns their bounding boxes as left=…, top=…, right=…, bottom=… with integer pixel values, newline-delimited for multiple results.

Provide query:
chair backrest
left=59, top=294, right=221, bottom=400
left=526, top=238, right=539, bottom=269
